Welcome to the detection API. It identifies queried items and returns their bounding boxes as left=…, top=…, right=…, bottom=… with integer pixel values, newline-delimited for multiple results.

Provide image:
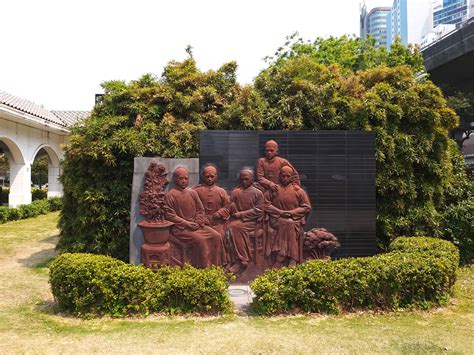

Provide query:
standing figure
left=193, top=164, right=230, bottom=237
left=227, top=169, right=264, bottom=274
left=264, top=166, right=312, bottom=267
left=164, top=167, right=226, bottom=268
left=256, top=140, right=300, bottom=192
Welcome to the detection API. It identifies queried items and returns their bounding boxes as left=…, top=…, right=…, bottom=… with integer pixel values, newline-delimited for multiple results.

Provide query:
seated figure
left=164, top=167, right=226, bottom=268
left=193, top=164, right=230, bottom=238
left=264, top=165, right=311, bottom=267
left=227, top=169, right=264, bottom=274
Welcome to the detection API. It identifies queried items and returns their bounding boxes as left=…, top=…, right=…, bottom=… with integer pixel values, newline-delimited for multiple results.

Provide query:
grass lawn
left=0, top=212, right=472, bottom=354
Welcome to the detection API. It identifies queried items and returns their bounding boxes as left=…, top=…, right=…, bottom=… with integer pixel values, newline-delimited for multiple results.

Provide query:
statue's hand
left=187, top=221, right=199, bottom=231
left=281, top=211, right=291, bottom=218
left=270, top=183, right=279, bottom=192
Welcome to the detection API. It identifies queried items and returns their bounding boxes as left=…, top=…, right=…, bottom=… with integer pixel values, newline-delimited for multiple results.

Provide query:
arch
left=31, top=144, right=61, bottom=168
left=0, top=136, right=25, bottom=165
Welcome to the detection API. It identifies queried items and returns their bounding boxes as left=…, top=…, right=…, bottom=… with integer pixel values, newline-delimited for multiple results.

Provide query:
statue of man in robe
left=227, top=169, right=264, bottom=274
left=164, top=167, right=226, bottom=268
left=264, top=165, right=312, bottom=267
left=256, top=140, right=301, bottom=192
left=193, top=164, right=230, bottom=237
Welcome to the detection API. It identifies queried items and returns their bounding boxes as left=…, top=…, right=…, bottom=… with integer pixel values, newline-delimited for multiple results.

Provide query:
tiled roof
left=51, top=110, right=89, bottom=126
left=0, top=90, right=89, bottom=128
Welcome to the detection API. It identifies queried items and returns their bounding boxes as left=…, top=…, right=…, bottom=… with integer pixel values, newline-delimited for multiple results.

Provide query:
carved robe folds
left=227, top=185, right=264, bottom=264
left=164, top=187, right=226, bottom=268
left=264, top=184, right=311, bottom=262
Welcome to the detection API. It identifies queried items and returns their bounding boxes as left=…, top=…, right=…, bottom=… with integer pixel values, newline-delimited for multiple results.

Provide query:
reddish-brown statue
left=227, top=169, right=264, bottom=274
left=193, top=164, right=230, bottom=238
left=256, top=140, right=301, bottom=192
left=164, top=167, right=227, bottom=268
left=264, top=165, right=312, bottom=266
left=137, top=139, right=340, bottom=277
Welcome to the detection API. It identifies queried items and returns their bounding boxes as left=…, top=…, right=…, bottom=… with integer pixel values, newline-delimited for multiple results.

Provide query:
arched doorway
left=31, top=145, right=62, bottom=199
left=0, top=137, right=29, bottom=207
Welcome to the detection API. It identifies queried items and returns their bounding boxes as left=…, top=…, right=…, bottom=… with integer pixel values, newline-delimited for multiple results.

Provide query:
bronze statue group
left=163, top=140, right=312, bottom=275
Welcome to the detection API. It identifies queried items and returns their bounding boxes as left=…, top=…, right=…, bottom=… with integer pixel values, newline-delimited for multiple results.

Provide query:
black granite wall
left=199, top=131, right=376, bottom=258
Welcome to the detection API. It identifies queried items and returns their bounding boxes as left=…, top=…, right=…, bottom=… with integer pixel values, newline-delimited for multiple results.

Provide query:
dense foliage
left=58, top=56, right=264, bottom=259
left=0, top=197, right=63, bottom=223
left=250, top=237, right=459, bottom=315
left=58, top=37, right=472, bottom=259
left=49, top=253, right=232, bottom=317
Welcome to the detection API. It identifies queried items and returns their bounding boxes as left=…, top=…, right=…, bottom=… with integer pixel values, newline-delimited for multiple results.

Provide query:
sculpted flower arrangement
left=303, top=228, right=341, bottom=260
left=139, top=161, right=169, bottom=223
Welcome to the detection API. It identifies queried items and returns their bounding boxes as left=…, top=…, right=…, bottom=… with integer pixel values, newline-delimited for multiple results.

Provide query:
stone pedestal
left=141, top=242, right=171, bottom=270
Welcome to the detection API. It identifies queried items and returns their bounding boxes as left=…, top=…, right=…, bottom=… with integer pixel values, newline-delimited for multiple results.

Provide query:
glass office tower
left=433, top=0, right=469, bottom=26
left=360, top=5, right=391, bottom=48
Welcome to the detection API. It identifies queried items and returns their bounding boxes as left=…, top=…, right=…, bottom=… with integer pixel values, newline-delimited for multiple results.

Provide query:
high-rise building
left=389, top=0, right=433, bottom=46
left=433, top=0, right=472, bottom=27
left=360, top=4, right=391, bottom=48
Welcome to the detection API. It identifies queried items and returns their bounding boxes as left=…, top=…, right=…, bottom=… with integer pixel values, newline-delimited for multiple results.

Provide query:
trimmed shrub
left=47, top=197, right=64, bottom=211
left=250, top=237, right=459, bottom=315
left=0, top=197, right=63, bottom=224
left=49, top=253, right=233, bottom=317
left=441, top=197, right=474, bottom=263
left=0, top=187, right=8, bottom=205
left=32, top=188, right=47, bottom=201
left=0, top=206, right=10, bottom=223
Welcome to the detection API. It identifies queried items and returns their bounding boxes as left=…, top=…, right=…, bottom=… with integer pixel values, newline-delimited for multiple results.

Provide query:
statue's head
left=173, top=167, right=189, bottom=189
left=239, top=169, right=254, bottom=188
left=264, top=140, right=279, bottom=160
left=279, top=165, right=294, bottom=186
left=201, top=164, right=218, bottom=187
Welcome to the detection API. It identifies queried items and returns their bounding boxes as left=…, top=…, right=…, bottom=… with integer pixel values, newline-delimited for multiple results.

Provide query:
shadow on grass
left=18, top=247, right=58, bottom=268
left=397, top=341, right=450, bottom=354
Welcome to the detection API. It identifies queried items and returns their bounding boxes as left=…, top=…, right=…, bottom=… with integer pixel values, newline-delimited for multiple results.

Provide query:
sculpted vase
left=139, top=220, right=174, bottom=270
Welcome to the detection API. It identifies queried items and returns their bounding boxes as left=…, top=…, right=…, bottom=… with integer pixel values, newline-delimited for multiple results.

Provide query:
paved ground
left=228, top=284, right=253, bottom=312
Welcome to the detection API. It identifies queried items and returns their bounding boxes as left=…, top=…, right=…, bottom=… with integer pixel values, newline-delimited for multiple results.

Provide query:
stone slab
left=228, top=284, right=254, bottom=312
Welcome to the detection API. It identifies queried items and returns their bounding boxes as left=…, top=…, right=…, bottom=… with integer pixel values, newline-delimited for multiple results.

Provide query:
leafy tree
left=255, top=35, right=468, bottom=250
left=0, top=152, right=8, bottom=181
left=59, top=37, right=472, bottom=260
left=58, top=55, right=265, bottom=260
left=447, top=91, right=474, bottom=148
left=31, top=154, right=48, bottom=187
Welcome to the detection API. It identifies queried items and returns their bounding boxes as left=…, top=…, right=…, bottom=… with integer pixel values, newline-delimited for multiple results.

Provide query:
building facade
left=389, top=0, right=433, bottom=46
left=360, top=5, right=392, bottom=48
left=433, top=0, right=471, bottom=27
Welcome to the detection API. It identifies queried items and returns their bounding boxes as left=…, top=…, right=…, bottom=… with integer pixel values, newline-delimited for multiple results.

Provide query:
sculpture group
left=139, top=140, right=339, bottom=279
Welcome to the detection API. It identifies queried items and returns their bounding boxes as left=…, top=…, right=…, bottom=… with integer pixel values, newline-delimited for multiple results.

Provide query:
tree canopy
left=58, top=37, right=473, bottom=261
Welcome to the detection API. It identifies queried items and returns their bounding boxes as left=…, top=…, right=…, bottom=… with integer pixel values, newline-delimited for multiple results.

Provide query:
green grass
left=0, top=213, right=473, bottom=354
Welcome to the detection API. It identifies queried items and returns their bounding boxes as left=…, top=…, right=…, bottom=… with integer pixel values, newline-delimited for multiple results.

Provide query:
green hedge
left=49, top=253, right=233, bottom=317
left=0, top=187, right=8, bottom=205
left=0, top=197, right=63, bottom=224
left=32, top=188, right=48, bottom=201
left=0, top=187, right=49, bottom=204
left=250, top=237, right=459, bottom=315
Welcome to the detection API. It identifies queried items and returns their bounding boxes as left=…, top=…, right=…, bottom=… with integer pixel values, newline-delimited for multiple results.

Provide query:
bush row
left=49, top=253, right=233, bottom=317
left=0, top=187, right=49, bottom=204
left=0, top=197, right=63, bottom=224
left=250, top=237, right=459, bottom=315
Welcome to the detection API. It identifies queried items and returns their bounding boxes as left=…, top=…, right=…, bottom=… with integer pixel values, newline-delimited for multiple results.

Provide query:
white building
left=0, top=90, right=88, bottom=207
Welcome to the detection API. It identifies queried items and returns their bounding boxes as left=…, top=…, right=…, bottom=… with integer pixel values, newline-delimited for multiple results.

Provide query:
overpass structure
left=423, top=18, right=474, bottom=94
left=423, top=20, right=474, bottom=171
left=0, top=90, right=88, bottom=207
